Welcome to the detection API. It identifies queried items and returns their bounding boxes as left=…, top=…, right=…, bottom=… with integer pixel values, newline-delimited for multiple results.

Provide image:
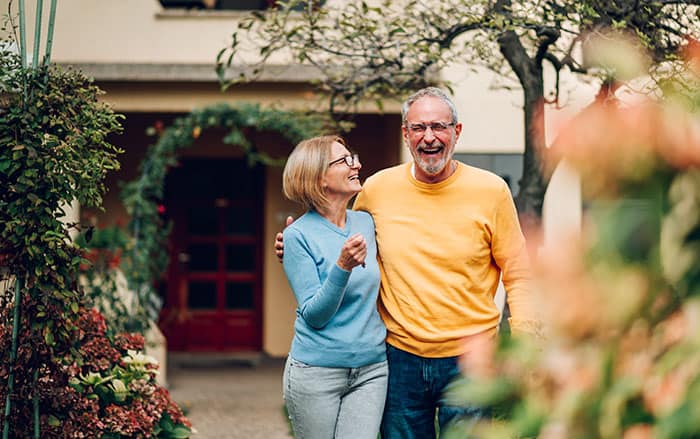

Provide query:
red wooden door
left=160, top=159, right=263, bottom=352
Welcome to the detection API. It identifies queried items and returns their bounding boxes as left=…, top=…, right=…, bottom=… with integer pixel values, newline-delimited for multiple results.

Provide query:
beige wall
left=19, top=0, right=243, bottom=65
left=543, top=160, right=582, bottom=249
left=263, top=168, right=300, bottom=356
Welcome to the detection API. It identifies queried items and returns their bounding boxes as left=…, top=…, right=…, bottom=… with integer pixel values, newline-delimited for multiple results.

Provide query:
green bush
left=0, top=44, right=191, bottom=437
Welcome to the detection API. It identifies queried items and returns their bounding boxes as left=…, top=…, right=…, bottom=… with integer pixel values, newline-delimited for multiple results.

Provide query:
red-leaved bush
left=0, top=306, right=191, bottom=438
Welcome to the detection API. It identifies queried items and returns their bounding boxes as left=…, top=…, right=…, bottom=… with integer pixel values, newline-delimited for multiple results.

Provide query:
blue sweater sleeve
left=283, top=227, right=351, bottom=329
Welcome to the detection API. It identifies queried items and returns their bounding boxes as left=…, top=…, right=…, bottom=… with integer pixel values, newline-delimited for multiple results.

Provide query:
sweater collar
left=407, top=161, right=463, bottom=190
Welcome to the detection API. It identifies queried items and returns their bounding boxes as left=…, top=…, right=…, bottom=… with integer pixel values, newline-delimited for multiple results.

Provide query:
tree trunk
left=514, top=77, right=547, bottom=234
left=497, top=31, right=549, bottom=234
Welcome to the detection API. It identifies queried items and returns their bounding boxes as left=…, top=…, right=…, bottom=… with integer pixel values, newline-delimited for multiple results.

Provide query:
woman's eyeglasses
left=328, top=153, right=360, bottom=167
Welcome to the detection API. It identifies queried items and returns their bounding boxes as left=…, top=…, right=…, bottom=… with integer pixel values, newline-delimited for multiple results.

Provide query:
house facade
left=11, top=0, right=586, bottom=358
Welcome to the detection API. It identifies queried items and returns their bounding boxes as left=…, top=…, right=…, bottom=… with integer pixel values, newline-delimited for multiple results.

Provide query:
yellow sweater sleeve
left=490, top=185, right=540, bottom=336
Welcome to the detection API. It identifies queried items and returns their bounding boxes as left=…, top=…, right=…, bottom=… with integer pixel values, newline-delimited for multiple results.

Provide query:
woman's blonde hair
left=283, top=135, right=347, bottom=211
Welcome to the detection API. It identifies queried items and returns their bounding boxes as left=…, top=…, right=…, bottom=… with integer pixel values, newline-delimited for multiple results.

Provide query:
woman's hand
left=336, top=233, right=367, bottom=271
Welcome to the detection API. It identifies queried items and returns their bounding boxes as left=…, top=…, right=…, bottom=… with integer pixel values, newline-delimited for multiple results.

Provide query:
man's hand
left=459, top=330, right=497, bottom=378
left=275, top=216, right=294, bottom=262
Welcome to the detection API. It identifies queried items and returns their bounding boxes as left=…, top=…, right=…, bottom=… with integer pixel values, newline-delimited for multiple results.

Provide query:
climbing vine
left=106, top=103, right=331, bottom=334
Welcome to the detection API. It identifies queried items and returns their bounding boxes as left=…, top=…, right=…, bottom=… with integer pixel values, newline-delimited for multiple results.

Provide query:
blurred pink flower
left=550, top=95, right=700, bottom=196
left=623, top=424, right=653, bottom=439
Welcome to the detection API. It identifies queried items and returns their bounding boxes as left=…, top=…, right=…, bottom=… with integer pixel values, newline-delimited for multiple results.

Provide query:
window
left=454, top=153, right=523, bottom=195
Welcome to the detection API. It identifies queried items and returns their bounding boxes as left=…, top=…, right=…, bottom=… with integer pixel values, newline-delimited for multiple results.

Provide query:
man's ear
left=401, top=125, right=410, bottom=147
left=454, top=122, right=463, bottom=141
left=285, top=216, right=294, bottom=227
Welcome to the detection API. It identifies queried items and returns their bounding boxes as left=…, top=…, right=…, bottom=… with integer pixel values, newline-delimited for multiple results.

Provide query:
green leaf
left=44, top=330, right=54, bottom=346
left=167, top=425, right=192, bottom=438
left=0, top=159, right=11, bottom=173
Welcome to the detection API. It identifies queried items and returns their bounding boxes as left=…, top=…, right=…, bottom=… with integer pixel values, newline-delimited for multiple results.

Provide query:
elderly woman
left=281, top=135, right=387, bottom=439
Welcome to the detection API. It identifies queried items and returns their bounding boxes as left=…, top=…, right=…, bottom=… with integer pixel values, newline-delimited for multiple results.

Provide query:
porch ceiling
left=57, top=62, right=323, bottom=83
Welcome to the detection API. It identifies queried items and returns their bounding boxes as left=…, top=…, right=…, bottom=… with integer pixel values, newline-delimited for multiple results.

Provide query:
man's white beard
left=417, top=155, right=448, bottom=175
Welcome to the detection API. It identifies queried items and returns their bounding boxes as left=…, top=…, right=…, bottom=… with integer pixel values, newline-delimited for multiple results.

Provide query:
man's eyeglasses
left=405, top=121, right=455, bottom=135
left=328, top=153, right=360, bottom=168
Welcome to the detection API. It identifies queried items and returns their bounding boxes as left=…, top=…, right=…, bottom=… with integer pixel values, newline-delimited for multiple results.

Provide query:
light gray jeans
left=283, top=356, right=388, bottom=439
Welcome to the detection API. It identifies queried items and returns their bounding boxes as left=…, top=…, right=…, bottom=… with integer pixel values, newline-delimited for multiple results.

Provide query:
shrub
left=0, top=43, right=191, bottom=438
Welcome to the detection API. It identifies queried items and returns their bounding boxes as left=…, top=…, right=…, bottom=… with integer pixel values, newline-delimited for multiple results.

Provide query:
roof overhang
left=57, top=62, right=322, bottom=83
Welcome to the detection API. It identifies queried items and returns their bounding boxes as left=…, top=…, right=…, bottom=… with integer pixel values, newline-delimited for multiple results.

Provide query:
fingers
left=275, top=232, right=284, bottom=250
left=275, top=217, right=294, bottom=263
left=275, top=232, right=284, bottom=263
left=337, top=234, right=367, bottom=270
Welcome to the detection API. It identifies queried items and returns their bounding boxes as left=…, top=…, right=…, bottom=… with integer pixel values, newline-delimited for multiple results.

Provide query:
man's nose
left=422, top=127, right=437, bottom=142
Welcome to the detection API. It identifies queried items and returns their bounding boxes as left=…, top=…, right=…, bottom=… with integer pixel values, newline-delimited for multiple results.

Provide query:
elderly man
left=278, top=87, right=537, bottom=438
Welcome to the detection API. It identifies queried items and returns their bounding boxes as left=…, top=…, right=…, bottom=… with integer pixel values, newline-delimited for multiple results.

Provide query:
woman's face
left=322, top=141, right=362, bottom=199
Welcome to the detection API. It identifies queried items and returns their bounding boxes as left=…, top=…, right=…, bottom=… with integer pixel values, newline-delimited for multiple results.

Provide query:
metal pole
left=2, top=277, right=23, bottom=439
left=32, top=0, right=44, bottom=68
left=33, top=369, right=39, bottom=439
left=43, top=0, right=58, bottom=66
left=18, top=0, right=27, bottom=68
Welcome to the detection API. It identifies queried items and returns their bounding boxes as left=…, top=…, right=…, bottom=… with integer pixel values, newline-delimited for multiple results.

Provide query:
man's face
left=402, top=96, right=462, bottom=183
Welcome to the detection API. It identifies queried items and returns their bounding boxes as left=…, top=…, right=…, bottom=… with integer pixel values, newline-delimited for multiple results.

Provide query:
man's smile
left=417, top=145, right=445, bottom=155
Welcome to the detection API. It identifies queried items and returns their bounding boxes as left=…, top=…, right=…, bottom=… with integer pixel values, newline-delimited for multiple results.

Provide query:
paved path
left=167, top=357, right=292, bottom=439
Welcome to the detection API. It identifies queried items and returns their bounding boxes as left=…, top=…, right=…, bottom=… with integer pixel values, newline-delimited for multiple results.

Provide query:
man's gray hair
left=401, top=87, right=459, bottom=125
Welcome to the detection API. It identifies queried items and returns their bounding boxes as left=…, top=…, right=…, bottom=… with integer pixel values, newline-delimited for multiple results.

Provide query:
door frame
left=159, top=158, right=264, bottom=352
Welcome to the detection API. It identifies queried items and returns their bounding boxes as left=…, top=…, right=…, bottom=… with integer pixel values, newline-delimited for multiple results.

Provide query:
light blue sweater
left=283, top=209, right=386, bottom=368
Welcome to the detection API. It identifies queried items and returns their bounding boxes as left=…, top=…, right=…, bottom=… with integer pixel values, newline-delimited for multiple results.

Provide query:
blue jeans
left=381, top=344, right=486, bottom=439
left=283, top=356, right=388, bottom=439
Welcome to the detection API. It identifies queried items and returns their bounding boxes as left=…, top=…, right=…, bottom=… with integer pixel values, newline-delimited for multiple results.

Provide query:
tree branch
left=497, top=29, right=534, bottom=87
left=535, top=26, right=560, bottom=65
left=655, top=0, right=700, bottom=4
left=543, top=53, right=561, bottom=105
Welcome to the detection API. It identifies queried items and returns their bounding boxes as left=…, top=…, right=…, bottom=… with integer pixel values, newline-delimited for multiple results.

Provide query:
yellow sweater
left=354, top=162, right=536, bottom=357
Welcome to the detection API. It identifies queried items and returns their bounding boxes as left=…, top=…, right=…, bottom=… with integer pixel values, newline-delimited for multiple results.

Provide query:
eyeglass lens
left=407, top=122, right=453, bottom=133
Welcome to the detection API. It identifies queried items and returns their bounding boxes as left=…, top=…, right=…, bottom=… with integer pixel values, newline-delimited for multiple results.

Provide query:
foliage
left=0, top=47, right=121, bottom=352
left=75, top=225, right=133, bottom=337
left=0, top=307, right=191, bottom=438
left=0, top=42, right=191, bottom=437
left=115, top=103, right=331, bottom=334
left=217, top=0, right=700, bottom=221
left=443, top=44, right=700, bottom=439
